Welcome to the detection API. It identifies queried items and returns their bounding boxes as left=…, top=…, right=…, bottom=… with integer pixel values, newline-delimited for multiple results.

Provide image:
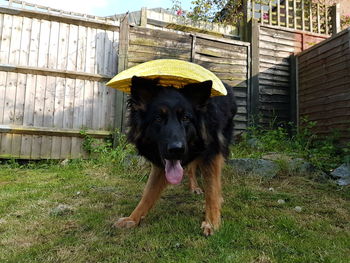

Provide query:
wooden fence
left=250, top=21, right=328, bottom=125
left=245, top=0, right=341, bottom=35
left=297, top=28, right=350, bottom=142
left=0, top=1, right=120, bottom=159
left=0, top=1, right=250, bottom=159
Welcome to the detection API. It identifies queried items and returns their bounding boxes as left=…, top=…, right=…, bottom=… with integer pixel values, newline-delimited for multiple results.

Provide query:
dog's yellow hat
left=106, top=59, right=227, bottom=96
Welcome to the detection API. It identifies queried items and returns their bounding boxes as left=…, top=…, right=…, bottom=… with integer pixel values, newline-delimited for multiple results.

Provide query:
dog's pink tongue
left=165, top=160, right=183, bottom=185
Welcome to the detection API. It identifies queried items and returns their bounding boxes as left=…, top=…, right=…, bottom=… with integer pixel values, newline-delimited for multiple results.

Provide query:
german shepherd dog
left=115, top=76, right=236, bottom=236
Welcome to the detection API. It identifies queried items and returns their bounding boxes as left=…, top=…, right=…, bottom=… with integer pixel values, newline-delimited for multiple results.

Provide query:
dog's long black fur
left=126, top=76, right=237, bottom=167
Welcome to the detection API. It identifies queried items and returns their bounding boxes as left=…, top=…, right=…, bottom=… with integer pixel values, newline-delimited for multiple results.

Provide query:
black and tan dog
left=115, top=76, right=236, bottom=236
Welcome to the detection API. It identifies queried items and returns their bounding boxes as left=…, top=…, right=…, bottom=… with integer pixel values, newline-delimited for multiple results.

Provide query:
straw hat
left=106, top=59, right=227, bottom=96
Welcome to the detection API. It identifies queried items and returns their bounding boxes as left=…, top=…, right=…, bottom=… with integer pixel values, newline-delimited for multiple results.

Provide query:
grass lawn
left=0, top=160, right=349, bottom=263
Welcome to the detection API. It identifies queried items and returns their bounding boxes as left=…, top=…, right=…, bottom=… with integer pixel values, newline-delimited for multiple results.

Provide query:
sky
left=2, top=0, right=194, bottom=17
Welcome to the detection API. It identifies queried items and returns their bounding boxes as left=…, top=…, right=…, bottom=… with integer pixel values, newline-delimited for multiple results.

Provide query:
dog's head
left=128, top=76, right=212, bottom=184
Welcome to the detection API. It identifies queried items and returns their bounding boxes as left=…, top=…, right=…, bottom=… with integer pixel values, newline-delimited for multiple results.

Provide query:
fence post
left=290, top=54, right=298, bottom=128
left=113, top=14, right=129, bottom=146
left=241, top=0, right=252, bottom=41
left=331, top=3, right=341, bottom=35
left=249, top=19, right=260, bottom=125
left=140, top=7, right=147, bottom=27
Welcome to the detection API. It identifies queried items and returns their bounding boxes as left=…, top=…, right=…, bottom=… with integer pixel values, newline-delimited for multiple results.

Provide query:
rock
left=331, top=164, right=350, bottom=186
left=294, top=206, right=302, bottom=212
left=268, top=187, right=274, bottom=192
left=60, top=159, right=69, bottom=166
left=228, top=158, right=279, bottom=177
left=277, top=199, right=285, bottom=204
left=288, top=158, right=314, bottom=173
left=50, top=204, right=73, bottom=216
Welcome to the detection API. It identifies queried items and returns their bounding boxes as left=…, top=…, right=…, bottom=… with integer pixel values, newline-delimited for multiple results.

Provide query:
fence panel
left=297, top=29, right=350, bottom=142
left=0, top=2, right=119, bottom=159
left=251, top=23, right=327, bottom=125
left=118, top=25, right=250, bottom=135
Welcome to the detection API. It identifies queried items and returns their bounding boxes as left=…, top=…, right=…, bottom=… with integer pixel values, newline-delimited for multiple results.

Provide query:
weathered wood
left=0, top=64, right=113, bottom=81
left=0, top=124, right=111, bottom=138
left=250, top=20, right=260, bottom=122
left=114, top=14, right=129, bottom=138
left=0, top=5, right=119, bottom=31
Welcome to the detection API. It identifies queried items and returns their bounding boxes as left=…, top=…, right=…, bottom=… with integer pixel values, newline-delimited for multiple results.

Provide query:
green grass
left=0, top=159, right=349, bottom=263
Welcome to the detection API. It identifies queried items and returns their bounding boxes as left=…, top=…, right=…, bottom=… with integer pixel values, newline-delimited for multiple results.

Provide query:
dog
left=115, top=76, right=237, bottom=236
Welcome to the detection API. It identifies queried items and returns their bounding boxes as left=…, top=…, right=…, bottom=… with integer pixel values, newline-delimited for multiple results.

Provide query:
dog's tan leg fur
left=200, top=154, right=224, bottom=236
left=115, top=164, right=167, bottom=228
left=187, top=160, right=203, bottom=194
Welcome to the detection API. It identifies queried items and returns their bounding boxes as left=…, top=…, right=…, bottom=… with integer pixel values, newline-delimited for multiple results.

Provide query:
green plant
left=231, top=118, right=346, bottom=172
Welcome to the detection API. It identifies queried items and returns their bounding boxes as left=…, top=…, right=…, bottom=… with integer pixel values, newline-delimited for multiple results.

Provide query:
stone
left=288, top=158, right=314, bottom=173
left=331, top=164, right=350, bottom=186
left=294, top=206, right=302, bottom=212
left=228, top=158, right=279, bottom=177
left=277, top=199, right=285, bottom=204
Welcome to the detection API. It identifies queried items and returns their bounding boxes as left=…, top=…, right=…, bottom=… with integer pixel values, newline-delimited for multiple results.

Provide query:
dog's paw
left=201, top=221, right=214, bottom=236
left=114, top=217, right=137, bottom=229
left=191, top=187, right=203, bottom=195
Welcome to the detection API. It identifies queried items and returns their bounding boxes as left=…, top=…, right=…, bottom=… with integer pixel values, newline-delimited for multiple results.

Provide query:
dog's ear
left=180, top=80, right=212, bottom=107
left=130, top=76, right=160, bottom=106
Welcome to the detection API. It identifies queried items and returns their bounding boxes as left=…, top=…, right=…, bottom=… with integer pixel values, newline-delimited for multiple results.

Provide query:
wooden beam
left=0, top=5, right=119, bottom=31
left=249, top=19, right=260, bottom=123
left=114, top=14, right=129, bottom=145
left=331, top=3, right=341, bottom=35
left=140, top=7, right=147, bottom=27
left=0, top=124, right=111, bottom=138
left=0, top=64, right=113, bottom=81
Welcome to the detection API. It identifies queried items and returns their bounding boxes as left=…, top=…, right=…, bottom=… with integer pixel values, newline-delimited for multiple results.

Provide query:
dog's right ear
left=130, top=76, right=160, bottom=108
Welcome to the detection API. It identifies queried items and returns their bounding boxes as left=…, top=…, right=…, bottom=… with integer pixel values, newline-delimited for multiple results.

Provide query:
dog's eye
left=182, top=115, right=190, bottom=122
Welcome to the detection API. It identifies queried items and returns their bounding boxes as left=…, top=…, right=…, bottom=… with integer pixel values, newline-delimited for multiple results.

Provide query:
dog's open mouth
left=164, top=159, right=183, bottom=185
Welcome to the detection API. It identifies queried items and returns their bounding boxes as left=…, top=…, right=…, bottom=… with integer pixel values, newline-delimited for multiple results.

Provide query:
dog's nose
left=167, top=142, right=185, bottom=155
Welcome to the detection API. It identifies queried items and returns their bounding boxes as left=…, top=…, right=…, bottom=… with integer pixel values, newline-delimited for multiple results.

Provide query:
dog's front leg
left=115, top=164, right=167, bottom=228
left=201, top=154, right=224, bottom=236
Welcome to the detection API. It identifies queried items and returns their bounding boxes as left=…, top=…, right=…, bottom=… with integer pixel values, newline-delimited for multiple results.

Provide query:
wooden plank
left=260, top=33, right=302, bottom=48
left=9, top=15, right=23, bottom=65
left=103, top=30, right=114, bottom=76
left=19, top=17, right=32, bottom=66
left=194, top=53, right=247, bottom=66
left=37, top=19, right=51, bottom=68
left=0, top=14, right=13, bottom=64
left=67, top=24, right=78, bottom=72
left=48, top=21, right=60, bottom=69
left=71, top=79, right=84, bottom=158
left=317, top=3, right=320, bottom=34
left=0, top=64, right=113, bottom=81
left=57, top=22, right=69, bottom=70
left=95, top=28, right=106, bottom=74
left=195, top=45, right=248, bottom=59
left=301, top=0, right=305, bottom=31
left=60, top=78, right=75, bottom=158
left=0, top=72, right=7, bottom=150
left=250, top=20, right=260, bottom=121
left=0, top=5, right=119, bottom=31
left=28, top=18, right=41, bottom=67
left=31, top=75, right=46, bottom=159
left=11, top=73, right=26, bottom=157
left=40, top=76, right=56, bottom=158
left=51, top=77, right=65, bottom=159
left=277, top=0, right=280, bottom=27
left=85, top=26, right=97, bottom=75
left=1, top=72, right=17, bottom=156
left=20, top=74, right=36, bottom=158
left=91, top=81, right=99, bottom=130
left=259, top=41, right=296, bottom=53
left=77, top=25, right=88, bottom=73
left=0, top=124, right=111, bottom=138
left=309, top=1, right=313, bottom=33
left=285, top=0, right=289, bottom=28
left=128, top=44, right=191, bottom=58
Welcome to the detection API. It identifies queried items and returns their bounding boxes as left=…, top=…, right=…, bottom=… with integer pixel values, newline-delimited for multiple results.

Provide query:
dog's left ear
left=130, top=76, right=160, bottom=106
left=180, top=80, right=212, bottom=107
